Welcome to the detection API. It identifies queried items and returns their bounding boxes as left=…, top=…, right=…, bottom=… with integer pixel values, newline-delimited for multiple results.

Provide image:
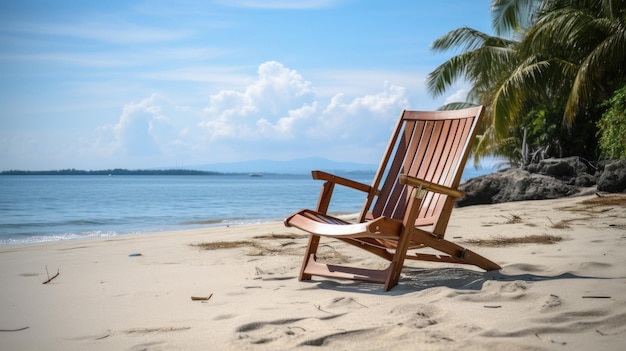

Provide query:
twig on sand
left=125, top=327, right=191, bottom=334
left=0, top=327, right=29, bottom=332
left=314, top=304, right=331, bottom=314
left=595, top=329, right=616, bottom=336
left=191, top=294, right=213, bottom=301
left=42, top=265, right=60, bottom=284
left=500, top=214, right=522, bottom=224
left=535, top=333, right=567, bottom=345
left=582, top=295, right=611, bottom=299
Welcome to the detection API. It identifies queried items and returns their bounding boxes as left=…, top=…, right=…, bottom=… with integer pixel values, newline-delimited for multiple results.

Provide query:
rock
left=574, top=174, right=596, bottom=187
left=458, top=157, right=625, bottom=207
left=525, top=156, right=592, bottom=179
left=458, top=168, right=578, bottom=207
left=597, top=159, right=626, bottom=192
left=544, top=160, right=575, bottom=178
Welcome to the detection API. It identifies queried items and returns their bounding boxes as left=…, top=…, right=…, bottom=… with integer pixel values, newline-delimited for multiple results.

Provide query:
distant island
left=0, top=169, right=225, bottom=176
left=1, top=158, right=380, bottom=176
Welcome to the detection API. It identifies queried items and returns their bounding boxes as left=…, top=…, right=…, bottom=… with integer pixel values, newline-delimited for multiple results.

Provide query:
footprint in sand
left=541, top=294, right=562, bottom=311
left=234, top=314, right=354, bottom=346
left=456, top=280, right=531, bottom=303
left=390, top=303, right=445, bottom=329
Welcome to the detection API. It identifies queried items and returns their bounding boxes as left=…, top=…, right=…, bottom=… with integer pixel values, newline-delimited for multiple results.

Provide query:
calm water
left=0, top=168, right=492, bottom=245
left=0, top=173, right=375, bottom=245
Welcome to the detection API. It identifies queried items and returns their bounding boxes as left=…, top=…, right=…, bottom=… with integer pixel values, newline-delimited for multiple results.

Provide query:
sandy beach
left=1, top=194, right=625, bottom=350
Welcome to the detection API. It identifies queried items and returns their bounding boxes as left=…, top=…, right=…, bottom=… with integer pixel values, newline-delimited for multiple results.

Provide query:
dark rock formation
left=597, top=158, right=626, bottom=193
left=525, top=156, right=597, bottom=185
left=457, top=168, right=578, bottom=207
left=458, top=157, right=625, bottom=207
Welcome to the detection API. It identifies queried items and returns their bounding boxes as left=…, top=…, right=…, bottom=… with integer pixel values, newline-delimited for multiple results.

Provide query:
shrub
left=597, top=85, right=626, bottom=159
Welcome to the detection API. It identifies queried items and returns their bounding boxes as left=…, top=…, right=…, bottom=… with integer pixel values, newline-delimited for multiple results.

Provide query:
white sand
left=1, top=194, right=625, bottom=350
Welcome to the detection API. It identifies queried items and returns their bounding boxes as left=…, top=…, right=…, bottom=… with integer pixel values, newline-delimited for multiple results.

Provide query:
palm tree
left=428, top=0, right=626, bottom=165
left=523, top=0, right=626, bottom=124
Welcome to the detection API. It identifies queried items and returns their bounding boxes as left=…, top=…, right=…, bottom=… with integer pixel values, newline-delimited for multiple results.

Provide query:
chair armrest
left=399, top=174, right=465, bottom=199
left=312, top=170, right=373, bottom=194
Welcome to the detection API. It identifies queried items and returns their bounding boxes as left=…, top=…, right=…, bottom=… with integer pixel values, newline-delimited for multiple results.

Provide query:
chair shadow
left=307, top=266, right=614, bottom=296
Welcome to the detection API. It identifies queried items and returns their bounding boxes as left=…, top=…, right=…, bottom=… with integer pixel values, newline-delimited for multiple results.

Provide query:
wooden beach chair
left=284, top=106, right=501, bottom=291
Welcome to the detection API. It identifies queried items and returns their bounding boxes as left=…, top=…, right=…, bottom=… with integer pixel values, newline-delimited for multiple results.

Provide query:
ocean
left=0, top=167, right=493, bottom=245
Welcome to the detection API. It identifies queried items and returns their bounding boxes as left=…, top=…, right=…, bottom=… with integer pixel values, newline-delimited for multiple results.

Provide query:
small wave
left=179, top=219, right=230, bottom=225
left=0, top=230, right=119, bottom=245
left=179, top=217, right=280, bottom=227
left=0, top=219, right=109, bottom=230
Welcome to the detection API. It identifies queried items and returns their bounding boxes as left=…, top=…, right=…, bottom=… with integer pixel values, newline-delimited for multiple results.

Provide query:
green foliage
left=597, top=85, right=626, bottom=159
left=428, top=0, right=626, bottom=164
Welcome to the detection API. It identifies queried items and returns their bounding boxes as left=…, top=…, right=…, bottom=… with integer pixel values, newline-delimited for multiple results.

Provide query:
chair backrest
left=361, top=106, right=484, bottom=236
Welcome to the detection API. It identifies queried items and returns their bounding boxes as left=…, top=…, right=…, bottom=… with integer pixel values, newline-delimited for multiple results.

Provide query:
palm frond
left=428, top=32, right=520, bottom=98
left=490, top=57, right=550, bottom=138
left=431, top=27, right=492, bottom=53
left=564, top=28, right=626, bottom=124
left=427, top=53, right=476, bottom=96
left=491, top=0, right=537, bottom=35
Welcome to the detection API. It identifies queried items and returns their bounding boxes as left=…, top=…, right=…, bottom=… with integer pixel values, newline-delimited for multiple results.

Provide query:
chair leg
left=412, top=230, right=501, bottom=271
left=383, top=230, right=412, bottom=291
left=300, top=179, right=334, bottom=281
left=299, top=234, right=321, bottom=280
left=384, top=191, right=423, bottom=291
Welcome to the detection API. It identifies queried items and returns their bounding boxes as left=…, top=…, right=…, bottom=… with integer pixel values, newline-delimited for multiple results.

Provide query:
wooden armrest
left=399, top=174, right=465, bottom=199
left=311, top=170, right=373, bottom=193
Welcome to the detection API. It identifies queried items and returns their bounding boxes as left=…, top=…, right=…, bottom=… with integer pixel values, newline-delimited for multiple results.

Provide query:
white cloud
left=200, top=61, right=316, bottom=140
left=310, top=83, right=408, bottom=141
left=90, top=61, right=413, bottom=166
left=93, top=94, right=181, bottom=160
left=444, top=88, right=468, bottom=105
left=197, top=61, right=409, bottom=161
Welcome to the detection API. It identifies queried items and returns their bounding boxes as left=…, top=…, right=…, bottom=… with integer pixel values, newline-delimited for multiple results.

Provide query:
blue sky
left=0, top=0, right=494, bottom=171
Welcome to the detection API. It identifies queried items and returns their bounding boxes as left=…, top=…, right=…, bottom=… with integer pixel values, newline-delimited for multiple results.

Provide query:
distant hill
left=191, top=157, right=378, bottom=174
left=2, top=157, right=498, bottom=179
left=0, top=159, right=377, bottom=176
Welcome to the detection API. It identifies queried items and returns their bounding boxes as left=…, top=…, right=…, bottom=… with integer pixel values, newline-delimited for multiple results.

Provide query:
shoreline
left=0, top=217, right=285, bottom=246
left=1, top=195, right=625, bottom=350
left=0, top=213, right=363, bottom=247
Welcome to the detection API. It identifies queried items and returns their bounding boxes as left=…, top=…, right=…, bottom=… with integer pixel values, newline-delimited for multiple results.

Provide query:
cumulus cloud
left=200, top=61, right=316, bottom=140
left=198, top=61, right=409, bottom=161
left=94, top=94, right=184, bottom=162
left=115, top=97, right=163, bottom=155
left=95, top=61, right=412, bottom=166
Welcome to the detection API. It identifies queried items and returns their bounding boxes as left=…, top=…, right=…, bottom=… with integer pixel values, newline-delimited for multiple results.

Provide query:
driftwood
left=42, top=266, right=60, bottom=284
left=191, top=293, right=213, bottom=301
